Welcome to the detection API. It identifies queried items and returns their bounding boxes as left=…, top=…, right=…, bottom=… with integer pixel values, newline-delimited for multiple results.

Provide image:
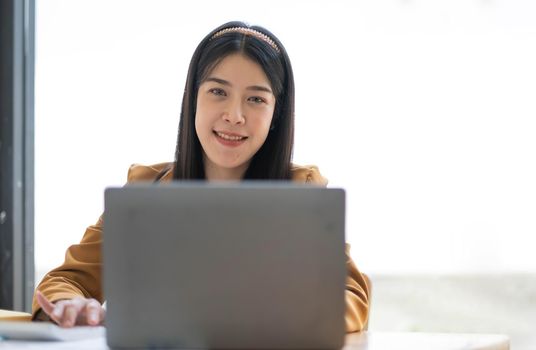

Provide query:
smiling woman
left=32, top=20, right=370, bottom=332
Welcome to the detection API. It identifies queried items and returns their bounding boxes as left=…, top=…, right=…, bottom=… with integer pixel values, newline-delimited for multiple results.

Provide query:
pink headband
left=210, top=27, right=280, bottom=53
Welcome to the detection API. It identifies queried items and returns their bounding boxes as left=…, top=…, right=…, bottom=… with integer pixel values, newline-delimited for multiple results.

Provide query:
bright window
left=36, top=0, right=536, bottom=284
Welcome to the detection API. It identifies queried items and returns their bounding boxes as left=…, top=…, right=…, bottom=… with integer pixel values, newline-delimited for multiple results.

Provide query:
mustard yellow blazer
left=32, top=163, right=370, bottom=332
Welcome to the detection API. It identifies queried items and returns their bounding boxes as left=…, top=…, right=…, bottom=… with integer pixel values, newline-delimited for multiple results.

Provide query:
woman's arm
left=32, top=216, right=104, bottom=319
left=345, top=244, right=370, bottom=332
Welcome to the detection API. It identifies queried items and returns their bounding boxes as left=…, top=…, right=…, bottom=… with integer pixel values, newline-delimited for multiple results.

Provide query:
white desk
left=0, top=331, right=509, bottom=349
left=345, top=332, right=510, bottom=350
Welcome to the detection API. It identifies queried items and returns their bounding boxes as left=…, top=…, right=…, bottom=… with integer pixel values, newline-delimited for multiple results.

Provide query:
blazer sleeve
left=31, top=215, right=104, bottom=318
left=344, top=243, right=370, bottom=332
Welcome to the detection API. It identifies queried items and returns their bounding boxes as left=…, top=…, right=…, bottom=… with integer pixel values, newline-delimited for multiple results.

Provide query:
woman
left=33, top=21, right=370, bottom=332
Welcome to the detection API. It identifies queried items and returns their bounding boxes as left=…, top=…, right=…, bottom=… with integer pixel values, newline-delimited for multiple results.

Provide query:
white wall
left=35, top=0, right=536, bottom=283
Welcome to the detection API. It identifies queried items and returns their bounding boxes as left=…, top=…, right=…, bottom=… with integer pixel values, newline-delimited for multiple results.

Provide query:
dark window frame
left=0, top=0, right=35, bottom=312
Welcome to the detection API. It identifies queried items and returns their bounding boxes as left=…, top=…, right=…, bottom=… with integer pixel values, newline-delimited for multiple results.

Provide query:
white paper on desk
left=0, top=337, right=107, bottom=349
left=0, top=322, right=105, bottom=341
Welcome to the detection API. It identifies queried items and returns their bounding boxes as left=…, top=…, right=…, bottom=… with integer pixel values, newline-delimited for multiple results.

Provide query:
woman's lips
left=213, top=131, right=247, bottom=147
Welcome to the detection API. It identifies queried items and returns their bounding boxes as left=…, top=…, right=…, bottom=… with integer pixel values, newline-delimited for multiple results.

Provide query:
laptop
left=103, top=182, right=346, bottom=349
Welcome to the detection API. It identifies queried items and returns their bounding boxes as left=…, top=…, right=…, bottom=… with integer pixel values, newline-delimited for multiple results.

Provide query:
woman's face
left=195, top=53, right=276, bottom=180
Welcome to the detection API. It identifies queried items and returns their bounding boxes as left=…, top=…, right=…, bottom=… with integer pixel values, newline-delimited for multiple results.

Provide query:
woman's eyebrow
left=205, top=77, right=230, bottom=86
left=248, top=85, right=272, bottom=94
left=205, top=77, right=273, bottom=94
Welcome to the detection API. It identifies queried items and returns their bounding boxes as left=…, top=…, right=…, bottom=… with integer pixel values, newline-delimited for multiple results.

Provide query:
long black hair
left=172, top=21, right=295, bottom=180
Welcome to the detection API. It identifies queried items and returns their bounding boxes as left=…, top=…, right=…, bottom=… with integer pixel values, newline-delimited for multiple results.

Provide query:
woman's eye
left=209, top=88, right=226, bottom=96
left=248, top=96, right=266, bottom=104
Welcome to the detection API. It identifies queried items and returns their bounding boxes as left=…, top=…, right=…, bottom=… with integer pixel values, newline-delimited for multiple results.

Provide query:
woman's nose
left=223, top=99, right=245, bottom=125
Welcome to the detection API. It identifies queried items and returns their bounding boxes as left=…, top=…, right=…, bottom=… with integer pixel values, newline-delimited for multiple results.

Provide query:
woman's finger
left=51, top=301, right=66, bottom=322
left=35, top=291, right=61, bottom=324
left=84, top=299, right=102, bottom=326
left=62, top=304, right=78, bottom=328
left=35, top=291, right=54, bottom=314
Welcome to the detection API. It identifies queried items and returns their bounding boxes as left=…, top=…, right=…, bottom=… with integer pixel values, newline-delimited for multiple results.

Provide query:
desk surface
left=0, top=331, right=509, bottom=350
left=345, top=332, right=509, bottom=350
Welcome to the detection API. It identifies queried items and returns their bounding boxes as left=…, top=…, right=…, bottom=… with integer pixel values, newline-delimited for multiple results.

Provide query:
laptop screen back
left=103, top=183, right=346, bottom=349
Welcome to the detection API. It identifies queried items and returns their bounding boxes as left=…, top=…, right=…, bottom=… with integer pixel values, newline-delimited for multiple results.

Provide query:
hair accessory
left=210, top=27, right=280, bottom=53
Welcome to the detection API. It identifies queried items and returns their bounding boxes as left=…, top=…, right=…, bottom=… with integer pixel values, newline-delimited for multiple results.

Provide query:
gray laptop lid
left=103, top=183, right=346, bottom=349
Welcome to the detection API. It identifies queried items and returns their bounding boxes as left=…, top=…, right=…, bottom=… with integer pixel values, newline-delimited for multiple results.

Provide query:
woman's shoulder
left=127, top=162, right=174, bottom=182
left=125, top=162, right=328, bottom=185
left=290, top=163, right=328, bottom=186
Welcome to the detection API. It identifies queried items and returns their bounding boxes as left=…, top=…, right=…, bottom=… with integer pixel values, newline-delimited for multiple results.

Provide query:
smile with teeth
left=215, top=131, right=247, bottom=141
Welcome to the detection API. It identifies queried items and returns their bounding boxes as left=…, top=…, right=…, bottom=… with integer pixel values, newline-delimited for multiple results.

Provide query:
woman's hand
left=36, top=291, right=105, bottom=327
